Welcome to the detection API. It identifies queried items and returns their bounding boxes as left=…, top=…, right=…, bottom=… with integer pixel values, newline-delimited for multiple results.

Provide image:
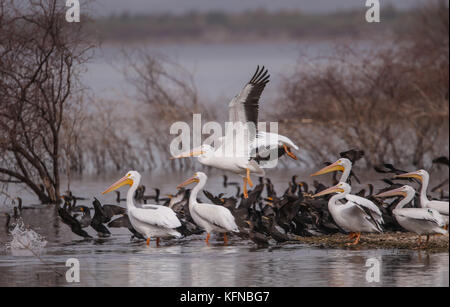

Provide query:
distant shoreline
left=87, top=7, right=411, bottom=44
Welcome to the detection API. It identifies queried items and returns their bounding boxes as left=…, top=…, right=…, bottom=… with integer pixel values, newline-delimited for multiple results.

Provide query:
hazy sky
left=91, top=0, right=420, bottom=16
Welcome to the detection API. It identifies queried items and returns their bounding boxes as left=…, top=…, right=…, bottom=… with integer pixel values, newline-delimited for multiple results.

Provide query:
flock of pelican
left=94, top=66, right=449, bottom=248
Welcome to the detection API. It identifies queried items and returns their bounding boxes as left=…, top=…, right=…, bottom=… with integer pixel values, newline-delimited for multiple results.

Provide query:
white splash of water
left=6, top=219, right=47, bottom=256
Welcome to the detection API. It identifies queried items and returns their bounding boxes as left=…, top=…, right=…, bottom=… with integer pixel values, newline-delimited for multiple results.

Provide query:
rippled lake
left=0, top=169, right=448, bottom=287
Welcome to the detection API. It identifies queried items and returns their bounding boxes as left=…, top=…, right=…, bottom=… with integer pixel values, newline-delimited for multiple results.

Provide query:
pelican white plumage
left=395, top=170, right=449, bottom=227
left=375, top=185, right=447, bottom=247
left=102, top=171, right=181, bottom=246
left=311, top=158, right=384, bottom=225
left=177, top=172, right=239, bottom=244
left=312, top=182, right=383, bottom=245
left=171, top=66, right=299, bottom=198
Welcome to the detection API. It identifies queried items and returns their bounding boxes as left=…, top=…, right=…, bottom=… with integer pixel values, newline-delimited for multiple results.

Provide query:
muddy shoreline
left=289, top=232, right=449, bottom=253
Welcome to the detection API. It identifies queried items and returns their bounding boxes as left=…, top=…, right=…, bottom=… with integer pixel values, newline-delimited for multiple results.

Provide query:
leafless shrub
left=276, top=1, right=449, bottom=168
left=0, top=0, right=94, bottom=203
left=67, top=52, right=210, bottom=174
left=122, top=51, right=213, bottom=171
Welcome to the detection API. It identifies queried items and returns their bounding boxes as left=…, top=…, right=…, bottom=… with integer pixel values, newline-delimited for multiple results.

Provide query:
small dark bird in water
left=374, top=163, right=408, bottom=175
left=245, top=220, right=269, bottom=248
left=108, top=214, right=146, bottom=240
left=115, top=191, right=126, bottom=203
left=223, top=175, right=239, bottom=188
left=57, top=206, right=92, bottom=239
left=72, top=206, right=92, bottom=228
left=263, top=216, right=289, bottom=243
left=339, top=149, right=365, bottom=164
left=61, top=195, right=75, bottom=211
left=92, top=198, right=126, bottom=223
left=432, top=156, right=449, bottom=167
left=14, top=197, right=23, bottom=212
left=265, top=178, right=277, bottom=199
left=4, top=213, right=16, bottom=233
left=91, top=198, right=123, bottom=237
left=5, top=206, right=22, bottom=233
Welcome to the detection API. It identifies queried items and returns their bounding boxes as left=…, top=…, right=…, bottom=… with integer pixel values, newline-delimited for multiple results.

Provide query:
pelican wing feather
left=228, top=65, right=270, bottom=127
left=193, top=203, right=239, bottom=232
left=130, top=206, right=181, bottom=229
left=396, top=208, right=446, bottom=227
left=346, top=194, right=384, bottom=224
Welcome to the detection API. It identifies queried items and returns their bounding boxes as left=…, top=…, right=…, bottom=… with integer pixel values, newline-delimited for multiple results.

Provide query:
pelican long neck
left=328, top=192, right=347, bottom=211
left=395, top=191, right=415, bottom=210
left=340, top=165, right=351, bottom=183
left=419, top=176, right=430, bottom=208
left=126, top=178, right=140, bottom=210
left=189, top=177, right=206, bottom=207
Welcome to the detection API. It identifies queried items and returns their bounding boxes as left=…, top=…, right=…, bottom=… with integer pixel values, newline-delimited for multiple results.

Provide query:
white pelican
left=312, top=182, right=383, bottom=245
left=171, top=66, right=299, bottom=198
left=311, top=158, right=384, bottom=225
left=375, top=185, right=447, bottom=247
left=102, top=171, right=181, bottom=246
left=177, top=172, right=239, bottom=244
left=395, top=169, right=449, bottom=227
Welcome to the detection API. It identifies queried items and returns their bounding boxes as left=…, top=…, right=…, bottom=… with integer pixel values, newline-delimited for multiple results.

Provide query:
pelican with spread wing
left=171, top=66, right=299, bottom=198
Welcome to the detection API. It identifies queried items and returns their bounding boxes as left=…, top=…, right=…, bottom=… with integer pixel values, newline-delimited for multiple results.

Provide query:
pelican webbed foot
left=345, top=232, right=361, bottom=246
left=348, top=232, right=356, bottom=239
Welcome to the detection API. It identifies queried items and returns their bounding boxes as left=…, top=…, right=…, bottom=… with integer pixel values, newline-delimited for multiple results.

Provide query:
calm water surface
left=0, top=170, right=448, bottom=287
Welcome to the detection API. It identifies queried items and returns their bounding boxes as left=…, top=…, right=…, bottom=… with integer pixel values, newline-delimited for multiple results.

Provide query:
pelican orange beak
left=177, top=175, right=199, bottom=189
left=170, top=149, right=205, bottom=160
left=311, top=160, right=345, bottom=177
left=312, top=185, right=345, bottom=198
left=102, top=175, right=134, bottom=194
left=394, top=171, right=423, bottom=182
left=374, top=187, right=407, bottom=198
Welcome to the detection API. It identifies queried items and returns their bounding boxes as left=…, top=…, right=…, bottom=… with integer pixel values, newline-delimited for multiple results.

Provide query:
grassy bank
left=293, top=232, right=449, bottom=253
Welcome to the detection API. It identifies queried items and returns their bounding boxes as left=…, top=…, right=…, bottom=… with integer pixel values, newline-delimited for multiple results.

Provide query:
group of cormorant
left=5, top=150, right=447, bottom=250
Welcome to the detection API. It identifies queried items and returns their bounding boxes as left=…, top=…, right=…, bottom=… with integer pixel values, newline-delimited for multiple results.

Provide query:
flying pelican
left=395, top=169, right=449, bottom=227
left=312, top=182, right=383, bottom=245
left=311, top=158, right=384, bottom=224
left=102, top=171, right=181, bottom=246
left=177, top=172, right=239, bottom=244
left=375, top=185, right=447, bottom=247
left=171, top=66, right=299, bottom=198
